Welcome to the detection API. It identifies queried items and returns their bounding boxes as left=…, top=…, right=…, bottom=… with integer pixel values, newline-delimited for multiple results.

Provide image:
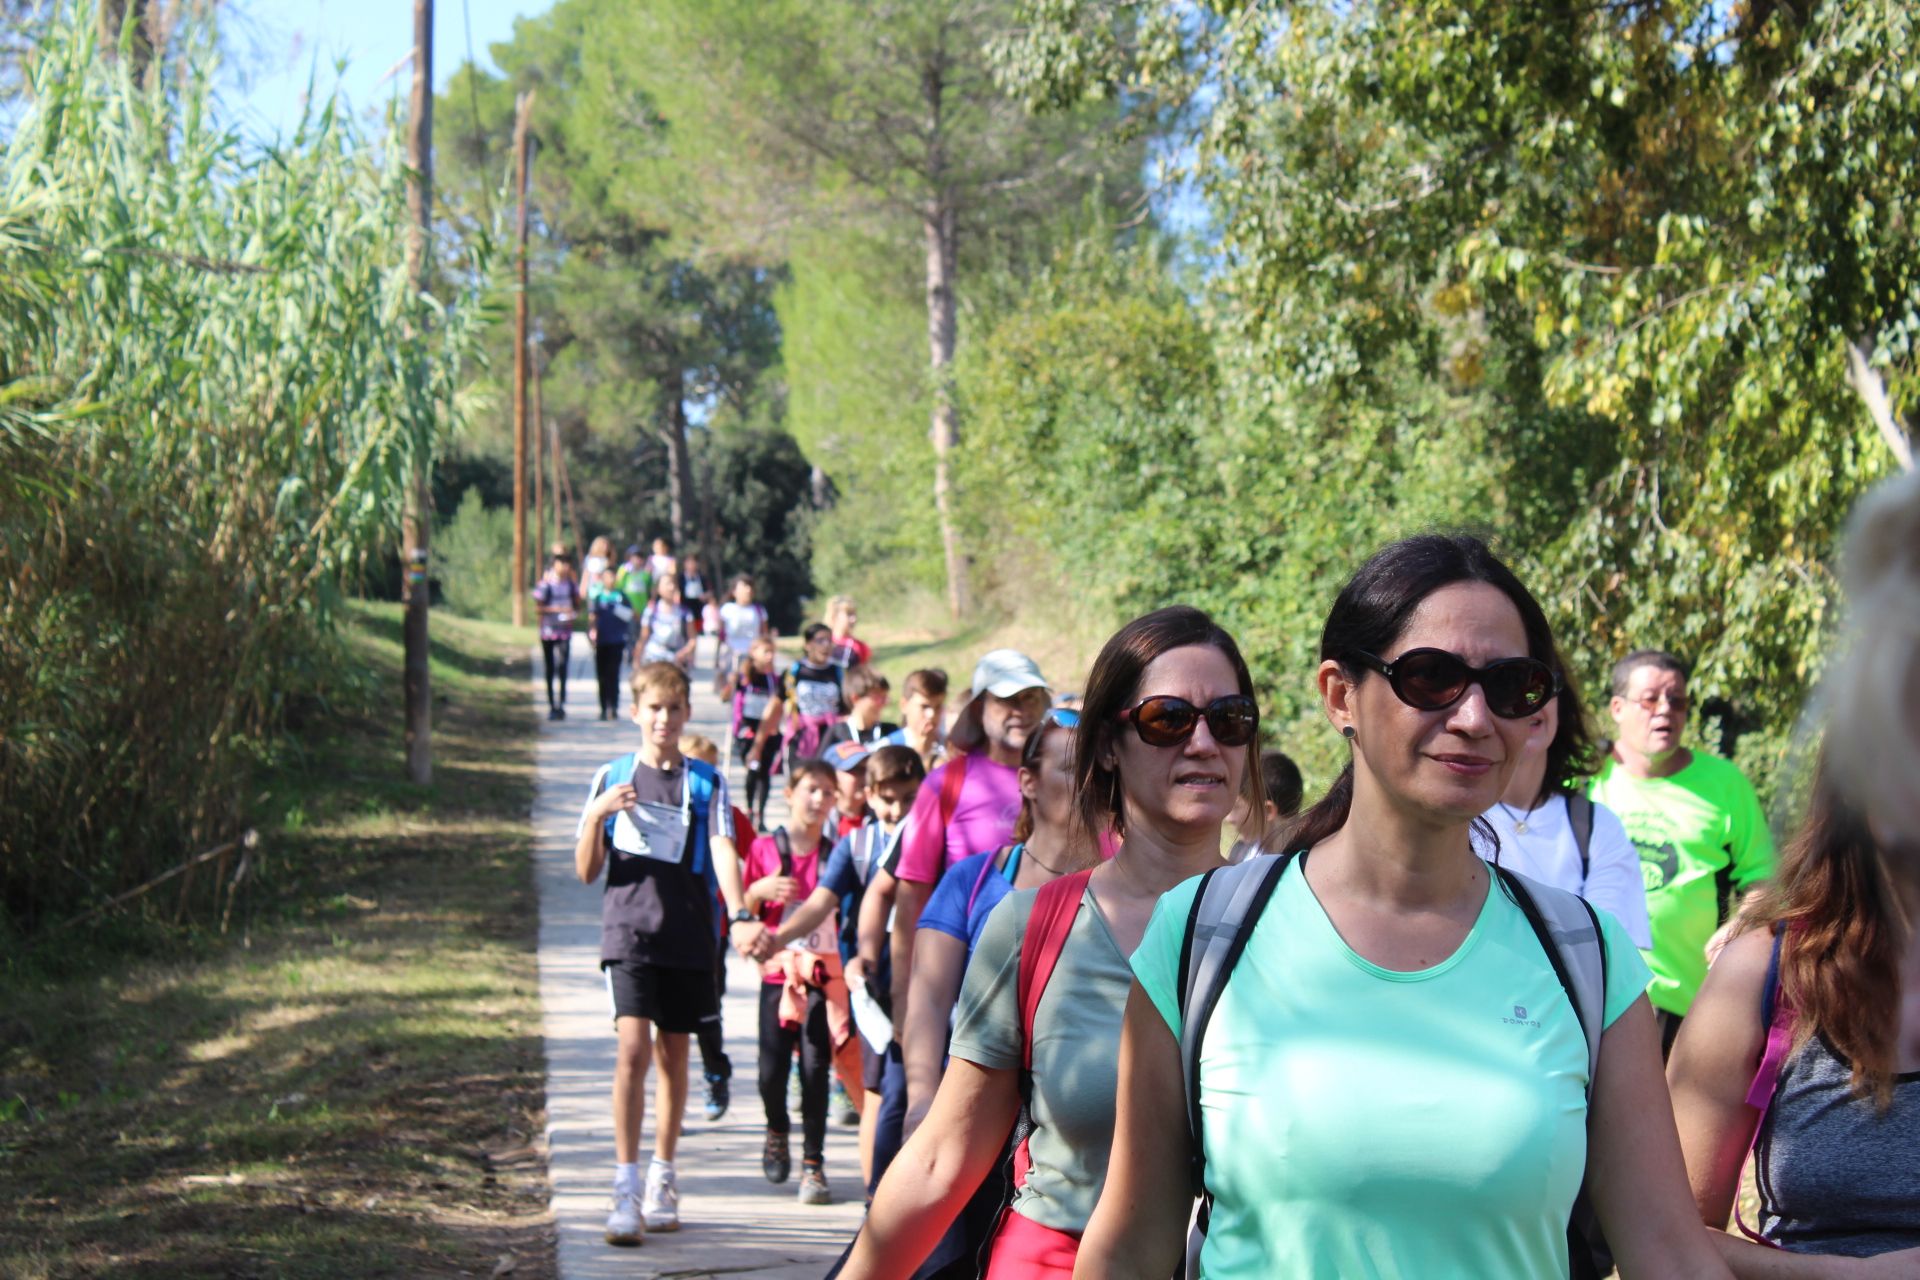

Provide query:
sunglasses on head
left=1115, top=695, right=1259, bottom=748
left=1350, top=648, right=1559, bottom=720
left=1020, top=707, right=1082, bottom=769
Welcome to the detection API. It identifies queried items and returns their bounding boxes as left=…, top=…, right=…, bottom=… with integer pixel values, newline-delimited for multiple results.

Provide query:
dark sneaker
left=797, top=1162, right=831, bottom=1205
left=556, top=704, right=566, bottom=720
left=703, top=1073, right=729, bottom=1122
left=762, top=1129, right=790, bottom=1184
left=547, top=705, right=561, bottom=721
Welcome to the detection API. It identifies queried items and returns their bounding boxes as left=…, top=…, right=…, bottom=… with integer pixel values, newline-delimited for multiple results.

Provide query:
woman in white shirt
left=581, top=534, right=613, bottom=586
left=1483, top=661, right=1652, bottom=947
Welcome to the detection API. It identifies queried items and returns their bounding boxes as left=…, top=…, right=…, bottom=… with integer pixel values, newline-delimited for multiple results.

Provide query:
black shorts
left=602, top=959, right=719, bottom=1034
left=860, top=1036, right=887, bottom=1093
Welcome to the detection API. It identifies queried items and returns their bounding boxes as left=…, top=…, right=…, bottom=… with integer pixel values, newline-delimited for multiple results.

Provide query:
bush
left=438, top=488, right=517, bottom=622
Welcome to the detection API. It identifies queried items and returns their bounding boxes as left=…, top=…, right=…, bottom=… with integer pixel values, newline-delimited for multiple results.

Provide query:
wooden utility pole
left=533, top=385, right=547, bottom=559
left=509, top=90, right=534, bottom=625
left=400, top=0, right=434, bottom=785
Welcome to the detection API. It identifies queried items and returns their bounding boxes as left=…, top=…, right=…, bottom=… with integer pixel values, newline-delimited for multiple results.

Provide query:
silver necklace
left=1497, top=799, right=1543, bottom=836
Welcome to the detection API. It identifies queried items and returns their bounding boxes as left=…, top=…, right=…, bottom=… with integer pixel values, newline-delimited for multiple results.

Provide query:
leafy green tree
left=992, top=0, right=1918, bottom=801
left=611, top=0, right=1141, bottom=616
left=433, top=0, right=788, bottom=574
left=702, top=419, right=819, bottom=630
left=778, top=225, right=942, bottom=602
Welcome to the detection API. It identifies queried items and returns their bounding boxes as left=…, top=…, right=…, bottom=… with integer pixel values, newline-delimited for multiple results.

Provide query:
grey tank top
left=1758, top=1031, right=1920, bottom=1257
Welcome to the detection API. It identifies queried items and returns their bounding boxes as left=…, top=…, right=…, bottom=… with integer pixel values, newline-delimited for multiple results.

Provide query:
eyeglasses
left=1628, top=691, right=1690, bottom=715
left=1044, top=707, right=1081, bottom=728
left=1115, top=695, right=1260, bottom=748
left=1350, top=648, right=1559, bottom=720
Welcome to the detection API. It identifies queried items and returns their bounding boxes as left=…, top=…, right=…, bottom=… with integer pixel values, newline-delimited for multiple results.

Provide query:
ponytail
left=1278, top=762, right=1354, bottom=854
left=1277, top=761, right=1505, bottom=862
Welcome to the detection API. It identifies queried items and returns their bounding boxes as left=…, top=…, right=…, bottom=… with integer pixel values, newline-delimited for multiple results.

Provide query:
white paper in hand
left=848, top=977, right=893, bottom=1055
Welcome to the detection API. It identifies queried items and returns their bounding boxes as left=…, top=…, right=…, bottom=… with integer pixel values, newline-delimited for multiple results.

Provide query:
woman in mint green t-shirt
left=843, top=606, right=1270, bottom=1280
left=1079, top=535, right=1734, bottom=1280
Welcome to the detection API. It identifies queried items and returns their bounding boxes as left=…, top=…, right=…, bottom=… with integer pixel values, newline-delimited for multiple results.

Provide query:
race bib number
left=786, top=913, right=841, bottom=957
left=796, top=678, right=840, bottom=719
left=615, top=799, right=688, bottom=864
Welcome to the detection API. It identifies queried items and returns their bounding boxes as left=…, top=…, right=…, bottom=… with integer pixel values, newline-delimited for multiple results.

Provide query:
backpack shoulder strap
left=687, top=757, right=715, bottom=806
left=774, top=827, right=794, bottom=879
left=966, top=845, right=1010, bottom=916
left=1566, top=792, right=1596, bottom=882
left=937, top=754, right=970, bottom=834
left=1178, top=850, right=1295, bottom=1197
left=598, top=753, right=638, bottom=836
left=853, top=823, right=875, bottom=882
left=1016, top=868, right=1094, bottom=1072
left=1736, top=926, right=1797, bottom=1244
left=1496, top=866, right=1607, bottom=1093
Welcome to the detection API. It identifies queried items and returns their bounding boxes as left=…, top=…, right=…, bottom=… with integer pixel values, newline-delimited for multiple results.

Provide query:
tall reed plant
left=0, top=7, right=491, bottom=934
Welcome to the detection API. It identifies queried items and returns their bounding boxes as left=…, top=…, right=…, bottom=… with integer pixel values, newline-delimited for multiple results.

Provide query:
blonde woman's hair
left=1826, top=468, right=1920, bottom=843
left=588, top=535, right=613, bottom=561
left=678, top=734, right=721, bottom=766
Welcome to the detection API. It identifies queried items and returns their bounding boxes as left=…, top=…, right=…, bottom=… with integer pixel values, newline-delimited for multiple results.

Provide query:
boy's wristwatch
left=729, top=908, right=757, bottom=926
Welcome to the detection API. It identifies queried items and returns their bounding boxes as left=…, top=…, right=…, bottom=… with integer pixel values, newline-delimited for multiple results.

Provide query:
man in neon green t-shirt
left=615, top=545, right=652, bottom=660
left=1587, top=648, right=1773, bottom=1054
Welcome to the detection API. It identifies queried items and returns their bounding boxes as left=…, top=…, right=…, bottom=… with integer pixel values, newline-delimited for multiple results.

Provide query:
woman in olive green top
left=841, top=607, right=1266, bottom=1280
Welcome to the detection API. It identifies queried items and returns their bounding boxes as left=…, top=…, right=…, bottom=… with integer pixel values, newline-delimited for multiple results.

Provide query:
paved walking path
left=532, top=635, right=864, bottom=1278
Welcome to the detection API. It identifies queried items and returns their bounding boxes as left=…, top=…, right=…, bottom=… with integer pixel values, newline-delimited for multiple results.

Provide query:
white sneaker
left=605, top=1186, right=644, bottom=1246
left=642, top=1163, right=680, bottom=1232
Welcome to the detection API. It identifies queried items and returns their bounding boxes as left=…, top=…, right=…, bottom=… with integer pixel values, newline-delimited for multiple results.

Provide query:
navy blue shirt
left=591, top=592, right=633, bottom=648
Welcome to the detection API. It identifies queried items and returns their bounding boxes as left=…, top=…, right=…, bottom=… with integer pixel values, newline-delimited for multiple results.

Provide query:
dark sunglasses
left=1044, top=707, right=1081, bottom=728
left=1350, top=648, right=1560, bottom=720
left=1115, top=695, right=1260, bottom=748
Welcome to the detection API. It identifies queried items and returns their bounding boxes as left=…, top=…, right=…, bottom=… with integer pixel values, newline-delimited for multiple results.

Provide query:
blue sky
left=227, top=0, right=551, bottom=141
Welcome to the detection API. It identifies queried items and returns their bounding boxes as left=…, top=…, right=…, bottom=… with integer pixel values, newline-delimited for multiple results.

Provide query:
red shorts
left=984, top=1209, right=1080, bottom=1280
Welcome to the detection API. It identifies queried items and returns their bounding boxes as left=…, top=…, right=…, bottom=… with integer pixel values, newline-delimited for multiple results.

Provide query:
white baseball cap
left=972, top=649, right=1051, bottom=700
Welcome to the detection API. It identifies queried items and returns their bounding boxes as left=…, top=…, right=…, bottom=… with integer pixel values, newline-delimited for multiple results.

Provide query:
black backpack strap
left=1495, top=864, right=1612, bottom=1280
left=1496, top=865, right=1607, bottom=1088
left=1566, top=792, right=1595, bottom=885
left=1760, top=922, right=1786, bottom=1026
left=1178, top=851, right=1296, bottom=1200
left=774, top=827, right=793, bottom=878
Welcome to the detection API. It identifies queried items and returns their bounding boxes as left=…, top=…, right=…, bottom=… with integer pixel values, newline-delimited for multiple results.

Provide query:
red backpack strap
left=937, top=752, right=969, bottom=833
left=1736, top=925, right=1798, bottom=1245
left=1007, top=868, right=1094, bottom=1192
left=1015, top=868, right=1094, bottom=1072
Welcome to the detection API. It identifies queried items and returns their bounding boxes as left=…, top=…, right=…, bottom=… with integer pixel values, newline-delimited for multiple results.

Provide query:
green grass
left=0, top=603, right=553, bottom=1279
left=856, top=600, right=1106, bottom=696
